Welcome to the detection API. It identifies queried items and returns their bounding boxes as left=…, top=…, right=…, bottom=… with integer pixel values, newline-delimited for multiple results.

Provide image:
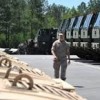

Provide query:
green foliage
left=0, top=0, right=100, bottom=48
left=77, top=2, right=87, bottom=15
left=87, top=0, right=100, bottom=13
left=0, top=33, right=6, bottom=47
left=45, top=4, right=66, bottom=28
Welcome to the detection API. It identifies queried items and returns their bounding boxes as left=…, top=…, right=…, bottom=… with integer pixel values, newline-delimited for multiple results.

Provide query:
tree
left=0, top=0, right=11, bottom=47
left=10, top=0, right=26, bottom=34
left=88, top=0, right=100, bottom=13
left=77, top=2, right=87, bottom=15
left=45, top=4, right=66, bottom=28
left=63, top=7, right=78, bottom=20
left=27, top=0, right=46, bottom=38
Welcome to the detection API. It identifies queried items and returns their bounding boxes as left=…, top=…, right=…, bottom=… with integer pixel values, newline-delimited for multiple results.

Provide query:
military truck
left=18, top=28, right=57, bottom=55
left=58, top=12, right=100, bottom=61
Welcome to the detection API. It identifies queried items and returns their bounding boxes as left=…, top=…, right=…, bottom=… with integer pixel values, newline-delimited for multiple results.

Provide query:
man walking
left=51, top=32, right=70, bottom=81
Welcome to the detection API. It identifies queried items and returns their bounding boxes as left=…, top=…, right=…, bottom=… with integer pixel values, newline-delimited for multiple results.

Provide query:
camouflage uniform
left=51, top=39, right=70, bottom=80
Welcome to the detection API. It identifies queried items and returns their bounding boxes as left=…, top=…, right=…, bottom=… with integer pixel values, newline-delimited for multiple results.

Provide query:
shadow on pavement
left=70, top=55, right=100, bottom=66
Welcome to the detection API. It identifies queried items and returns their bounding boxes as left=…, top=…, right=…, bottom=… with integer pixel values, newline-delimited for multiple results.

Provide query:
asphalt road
left=13, top=55, right=100, bottom=100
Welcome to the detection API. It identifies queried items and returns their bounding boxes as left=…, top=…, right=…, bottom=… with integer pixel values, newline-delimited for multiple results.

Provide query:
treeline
left=0, top=0, right=100, bottom=48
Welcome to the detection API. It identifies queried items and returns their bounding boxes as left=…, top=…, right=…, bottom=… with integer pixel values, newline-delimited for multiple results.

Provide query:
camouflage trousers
left=53, top=58, right=67, bottom=80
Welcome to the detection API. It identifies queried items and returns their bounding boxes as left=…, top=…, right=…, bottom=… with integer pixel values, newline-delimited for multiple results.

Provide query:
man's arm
left=51, top=47, right=58, bottom=60
left=51, top=49, right=56, bottom=57
left=51, top=42, right=58, bottom=60
left=67, top=48, right=70, bottom=63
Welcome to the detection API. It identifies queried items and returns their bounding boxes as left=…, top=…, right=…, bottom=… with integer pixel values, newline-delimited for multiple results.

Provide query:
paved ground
left=13, top=55, right=100, bottom=100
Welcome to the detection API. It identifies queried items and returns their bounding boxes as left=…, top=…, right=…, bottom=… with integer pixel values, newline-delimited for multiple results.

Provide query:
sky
left=48, top=0, right=90, bottom=8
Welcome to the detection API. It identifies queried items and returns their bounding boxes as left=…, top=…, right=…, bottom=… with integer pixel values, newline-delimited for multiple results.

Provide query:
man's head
left=58, top=33, right=65, bottom=42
